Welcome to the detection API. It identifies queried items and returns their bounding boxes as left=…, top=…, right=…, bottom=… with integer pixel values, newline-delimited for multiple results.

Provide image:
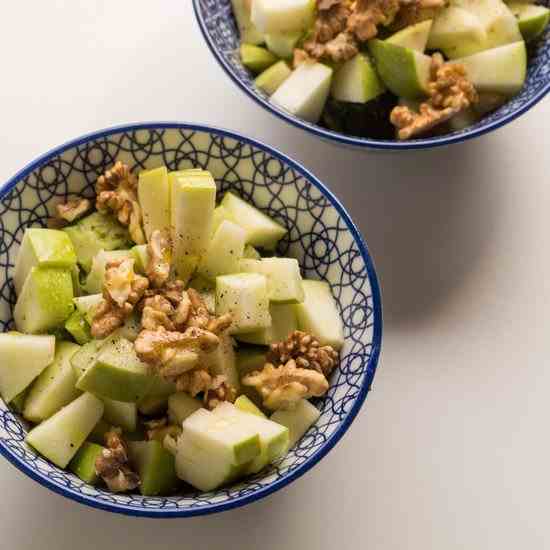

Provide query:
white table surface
left=1, top=2, right=549, bottom=549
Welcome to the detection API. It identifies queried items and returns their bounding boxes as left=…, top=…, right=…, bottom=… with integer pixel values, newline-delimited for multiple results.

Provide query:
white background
left=1, top=2, right=549, bottom=549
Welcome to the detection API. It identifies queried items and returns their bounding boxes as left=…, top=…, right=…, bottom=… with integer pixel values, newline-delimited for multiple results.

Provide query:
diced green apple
left=211, top=205, right=237, bottom=235
left=251, top=0, right=315, bottom=34
left=237, top=303, right=297, bottom=345
left=198, top=220, right=246, bottom=280
left=270, top=62, right=333, bottom=123
left=386, top=19, right=433, bottom=51
left=368, top=40, right=432, bottom=99
left=239, top=257, right=304, bottom=303
left=331, top=53, right=386, bottom=104
left=26, top=392, right=104, bottom=468
left=73, top=294, right=103, bottom=324
left=294, top=279, right=344, bottom=349
left=76, top=337, right=154, bottom=402
left=235, top=394, right=266, bottom=418
left=240, top=44, right=278, bottom=74
left=14, top=267, right=74, bottom=334
left=220, top=192, right=287, bottom=250
left=427, top=6, right=488, bottom=57
left=10, top=389, right=27, bottom=414
left=168, top=392, right=203, bottom=425
left=70, top=339, right=102, bottom=379
left=270, top=398, right=320, bottom=448
left=69, top=441, right=104, bottom=484
left=128, top=440, right=179, bottom=496
left=456, top=41, right=527, bottom=95
left=508, top=2, right=550, bottom=41
left=0, top=333, right=55, bottom=403
left=63, top=212, right=130, bottom=272
left=138, top=394, right=169, bottom=416
left=14, top=228, right=77, bottom=295
left=131, top=244, right=148, bottom=274
left=64, top=310, right=91, bottom=345
left=23, top=341, right=81, bottom=423
left=138, top=166, right=171, bottom=240
left=265, top=31, right=303, bottom=59
left=243, top=245, right=261, bottom=260
left=231, top=0, right=265, bottom=45
left=255, top=60, right=293, bottom=95
left=216, top=273, right=272, bottom=334
left=101, top=398, right=137, bottom=432
left=214, top=402, right=289, bottom=474
left=175, top=408, right=261, bottom=491
left=170, top=171, right=216, bottom=282
left=84, top=249, right=133, bottom=294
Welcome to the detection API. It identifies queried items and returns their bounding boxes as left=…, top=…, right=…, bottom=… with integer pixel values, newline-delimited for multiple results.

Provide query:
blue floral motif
left=0, top=124, right=382, bottom=517
left=193, top=0, right=550, bottom=149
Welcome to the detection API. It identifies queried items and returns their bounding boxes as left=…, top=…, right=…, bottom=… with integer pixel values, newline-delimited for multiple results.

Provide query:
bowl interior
left=193, top=0, right=550, bottom=149
left=0, top=124, right=382, bottom=517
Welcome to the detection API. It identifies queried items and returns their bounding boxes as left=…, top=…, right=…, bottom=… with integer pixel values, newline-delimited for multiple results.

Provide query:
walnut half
left=242, top=359, right=329, bottom=411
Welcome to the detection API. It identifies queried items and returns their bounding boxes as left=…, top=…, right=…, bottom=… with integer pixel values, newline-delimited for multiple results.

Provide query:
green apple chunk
left=368, top=40, right=431, bottom=99
left=294, top=279, right=344, bottom=349
left=10, top=389, right=27, bottom=414
left=214, top=402, right=289, bottom=474
left=170, top=171, right=216, bottom=282
left=221, top=192, right=287, bottom=250
left=129, top=440, right=180, bottom=496
left=175, top=408, right=261, bottom=491
left=63, top=212, right=130, bottom=272
left=239, top=257, right=304, bottom=303
left=270, top=398, right=320, bottom=449
left=211, top=205, right=237, bottom=235
left=73, top=294, right=103, bottom=325
left=26, top=392, right=104, bottom=468
left=331, top=53, right=386, bottom=104
left=255, top=60, right=292, bottom=95
left=235, top=394, right=266, bottom=418
left=84, top=249, right=133, bottom=294
left=188, top=276, right=216, bottom=314
left=138, top=166, right=171, bottom=240
left=14, top=267, right=74, bottom=334
left=456, top=41, right=527, bottom=95
left=14, top=228, right=77, bottom=295
left=387, top=19, right=433, bottom=51
left=23, top=341, right=81, bottom=423
left=198, top=220, right=246, bottom=280
left=509, top=3, right=550, bottom=42
left=69, top=441, right=104, bottom=484
left=64, top=310, right=91, bottom=345
left=240, top=44, right=278, bottom=74
left=450, top=0, right=522, bottom=55
left=102, top=398, right=137, bottom=432
left=138, top=375, right=176, bottom=415
left=76, top=337, right=154, bottom=402
left=131, top=244, right=148, bottom=274
left=237, top=303, right=297, bottom=345
left=88, top=418, right=112, bottom=445
left=216, top=273, right=272, bottom=334
left=71, top=339, right=102, bottom=379
left=251, top=0, right=315, bottom=34
left=243, top=245, right=261, bottom=260
left=270, top=62, right=333, bottom=123
left=0, top=333, right=55, bottom=403
left=265, top=31, right=302, bottom=59
left=202, top=334, right=240, bottom=391
left=231, top=0, right=265, bottom=45
left=168, top=392, right=203, bottom=425
left=428, top=6, right=487, bottom=58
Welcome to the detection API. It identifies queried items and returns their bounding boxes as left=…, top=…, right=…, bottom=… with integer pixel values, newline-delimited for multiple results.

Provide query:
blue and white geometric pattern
left=0, top=124, right=382, bottom=517
left=193, top=0, right=550, bottom=150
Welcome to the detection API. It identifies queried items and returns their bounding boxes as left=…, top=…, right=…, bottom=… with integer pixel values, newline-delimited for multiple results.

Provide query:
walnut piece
left=242, top=359, right=329, bottom=411
left=91, top=258, right=149, bottom=339
left=144, top=417, right=183, bottom=442
left=56, top=197, right=92, bottom=224
left=391, top=54, right=478, bottom=140
left=146, top=230, right=171, bottom=288
left=268, top=331, right=339, bottom=378
left=94, top=428, right=140, bottom=493
left=175, top=369, right=237, bottom=409
left=347, top=0, right=400, bottom=42
left=186, top=288, right=232, bottom=334
left=204, top=375, right=238, bottom=410
left=96, top=161, right=146, bottom=245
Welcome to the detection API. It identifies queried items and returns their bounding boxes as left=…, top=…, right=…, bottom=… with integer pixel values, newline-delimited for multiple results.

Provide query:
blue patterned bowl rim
left=0, top=122, right=382, bottom=517
left=192, top=0, right=550, bottom=150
